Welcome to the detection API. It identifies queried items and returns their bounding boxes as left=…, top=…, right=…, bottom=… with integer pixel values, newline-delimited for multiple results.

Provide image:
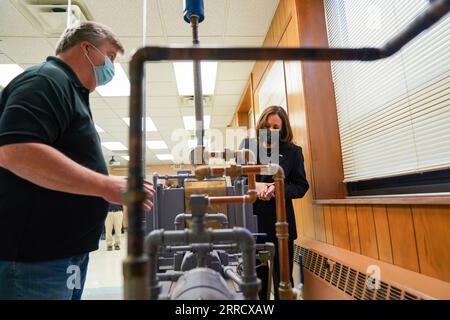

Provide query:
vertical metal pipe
left=190, top=15, right=205, bottom=162
left=124, top=53, right=149, bottom=300
left=274, top=176, right=296, bottom=300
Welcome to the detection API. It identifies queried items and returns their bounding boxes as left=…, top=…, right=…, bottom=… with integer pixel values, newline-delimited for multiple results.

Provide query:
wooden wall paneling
left=313, top=204, right=326, bottom=242
left=356, top=205, right=379, bottom=259
left=330, top=205, right=350, bottom=250
left=293, top=199, right=305, bottom=238
left=323, top=205, right=334, bottom=245
left=387, top=205, right=420, bottom=272
left=412, top=206, right=450, bottom=282
left=294, top=0, right=345, bottom=199
left=300, top=194, right=316, bottom=240
left=237, top=112, right=249, bottom=127
left=282, top=19, right=317, bottom=243
left=346, top=204, right=361, bottom=254
left=372, top=205, right=393, bottom=264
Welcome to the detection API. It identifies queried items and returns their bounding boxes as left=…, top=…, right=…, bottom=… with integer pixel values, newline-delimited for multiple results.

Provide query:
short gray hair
left=55, top=21, right=124, bottom=55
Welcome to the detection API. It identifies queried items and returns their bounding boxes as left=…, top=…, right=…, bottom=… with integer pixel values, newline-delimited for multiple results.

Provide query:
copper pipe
left=209, top=174, right=257, bottom=205
left=274, top=175, right=296, bottom=300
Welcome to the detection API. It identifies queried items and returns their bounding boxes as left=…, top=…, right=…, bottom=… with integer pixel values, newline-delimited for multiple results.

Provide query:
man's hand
left=101, top=176, right=154, bottom=211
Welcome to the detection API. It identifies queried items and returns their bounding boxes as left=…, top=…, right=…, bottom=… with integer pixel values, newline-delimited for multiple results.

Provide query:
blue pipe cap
left=183, top=0, right=205, bottom=23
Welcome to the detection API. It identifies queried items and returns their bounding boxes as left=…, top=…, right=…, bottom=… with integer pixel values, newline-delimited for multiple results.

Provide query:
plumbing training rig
left=123, top=0, right=450, bottom=300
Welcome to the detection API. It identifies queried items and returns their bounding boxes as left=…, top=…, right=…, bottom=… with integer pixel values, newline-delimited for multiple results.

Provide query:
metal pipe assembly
left=124, top=0, right=449, bottom=300
left=194, top=163, right=297, bottom=299
left=145, top=194, right=261, bottom=300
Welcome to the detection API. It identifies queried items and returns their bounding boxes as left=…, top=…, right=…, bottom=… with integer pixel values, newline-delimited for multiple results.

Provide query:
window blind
left=324, top=0, right=450, bottom=182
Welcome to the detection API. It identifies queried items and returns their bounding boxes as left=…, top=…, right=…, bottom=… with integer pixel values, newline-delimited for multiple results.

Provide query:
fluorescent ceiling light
left=0, top=64, right=24, bottom=88
left=101, top=142, right=128, bottom=151
left=95, top=124, right=104, bottom=133
left=173, top=62, right=217, bottom=96
left=122, top=117, right=157, bottom=132
left=183, top=115, right=211, bottom=131
left=96, top=63, right=130, bottom=96
left=146, top=140, right=168, bottom=149
left=156, top=154, right=174, bottom=161
left=121, top=156, right=130, bottom=161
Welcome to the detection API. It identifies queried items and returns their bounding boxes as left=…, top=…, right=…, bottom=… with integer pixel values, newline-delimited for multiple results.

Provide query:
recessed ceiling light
left=101, top=142, right=128, bottom=151
left=173, top=62, right=217, bottom=96
left=96, top=63, right=130, bottom=96
left=0, top=64, right=24, bottom=88
left=146, top=140, right=168, bottom=149
left=156, top=154, right=174, bottom=161
left=121, top=156, right=130, bottom=161
left=122, top=117, right=157, bottom=132
left=95, top=124, right=104, bottom=133
left=183, top=115, right=211, bottom=131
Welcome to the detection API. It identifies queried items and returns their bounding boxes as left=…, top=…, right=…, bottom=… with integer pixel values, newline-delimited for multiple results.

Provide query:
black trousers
left=257, top=240, right=294, bottom=300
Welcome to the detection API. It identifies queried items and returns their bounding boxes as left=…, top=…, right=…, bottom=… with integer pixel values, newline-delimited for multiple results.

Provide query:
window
left=258, top=61, right=288, bottom=117
left=324, top=0, right=450, bottom=194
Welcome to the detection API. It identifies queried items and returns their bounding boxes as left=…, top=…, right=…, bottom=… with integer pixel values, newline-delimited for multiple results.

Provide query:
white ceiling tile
left=213, top=105, right=236, bottom=115
left=0, top=1, right=43, bottom=37
left=83, top=0, right=164, bottom=37
left=167, top=37, right=224, bottom=46
left=226, top=0, right=279, bottom=36
left=218, top=62, right=254, bottom=81
left=180, top=107, right=212, bottom=116
left=223, top=36, right=265, bottom=46
left=215, top=80, right=247, bottom=95
left=118, top=37, right=167, bottom=63
left=213, top=95, right=241, bottom=107
left=146, top=63, right=175, bottom=82
left=0, top=54, right=14, bottom=64
left=148, top=107, right=180, bottom=117
left=147, top=82, right=178, bottom=96
left=148, top=96, right=180, bottom=107
left=0, top=38, right=54, bottom=64
left=103, top=97, right=129, bottom=108
left=90, top=97, right=110, bottom=109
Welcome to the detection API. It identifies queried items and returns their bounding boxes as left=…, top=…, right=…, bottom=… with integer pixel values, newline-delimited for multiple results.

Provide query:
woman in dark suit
left=243, top=105, right=309, bottom=300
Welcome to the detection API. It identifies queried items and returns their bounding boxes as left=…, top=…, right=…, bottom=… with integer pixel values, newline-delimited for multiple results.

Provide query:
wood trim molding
left=314, top=196, right=450, bottom=205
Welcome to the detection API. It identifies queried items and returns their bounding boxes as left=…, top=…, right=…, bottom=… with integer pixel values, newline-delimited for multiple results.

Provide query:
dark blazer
left=241, top=139, right=309, bottom=241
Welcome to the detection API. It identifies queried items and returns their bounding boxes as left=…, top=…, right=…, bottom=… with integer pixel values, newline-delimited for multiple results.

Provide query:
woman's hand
left=260, top=183, right=275, bottom=201
left=256, top=182, right=275, bottom=201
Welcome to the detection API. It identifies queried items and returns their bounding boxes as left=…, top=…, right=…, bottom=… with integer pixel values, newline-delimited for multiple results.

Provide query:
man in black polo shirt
left=0, top=21, right=153, bottom=300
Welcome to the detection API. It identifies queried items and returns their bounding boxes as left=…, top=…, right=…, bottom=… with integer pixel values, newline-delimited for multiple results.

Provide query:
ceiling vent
left=11, top=0, right=94, bottom=36
left=180, top=95, right=213, bottom=107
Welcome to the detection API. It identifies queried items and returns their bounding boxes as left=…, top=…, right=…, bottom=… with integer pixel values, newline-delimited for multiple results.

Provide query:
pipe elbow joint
left=233, top=227, right=255, bottom=249
left=194, top=165, right=210, bottom=180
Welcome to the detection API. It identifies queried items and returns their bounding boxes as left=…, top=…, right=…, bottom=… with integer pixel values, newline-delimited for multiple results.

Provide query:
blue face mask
left=84, top=43, right=115, bottom=87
